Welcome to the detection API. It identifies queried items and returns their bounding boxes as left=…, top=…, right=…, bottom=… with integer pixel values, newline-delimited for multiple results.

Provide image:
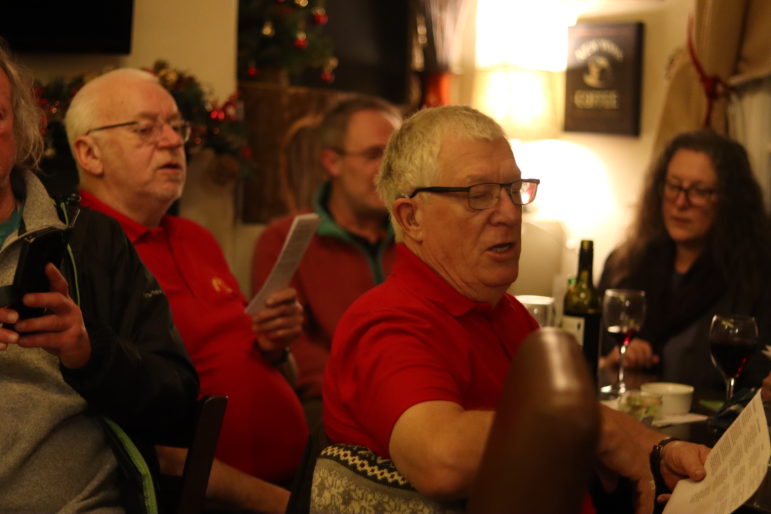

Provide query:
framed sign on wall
left=564, top=22, right=644, bottom=136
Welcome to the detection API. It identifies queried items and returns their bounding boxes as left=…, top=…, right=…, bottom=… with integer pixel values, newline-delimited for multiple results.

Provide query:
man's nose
left=157, top=123, right=184, bottom=147
left=495, top=186, right=522, bottom=221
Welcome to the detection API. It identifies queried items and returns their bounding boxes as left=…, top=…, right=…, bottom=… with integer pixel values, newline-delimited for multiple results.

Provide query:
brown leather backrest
left=468, top=328, right=600, bottom=514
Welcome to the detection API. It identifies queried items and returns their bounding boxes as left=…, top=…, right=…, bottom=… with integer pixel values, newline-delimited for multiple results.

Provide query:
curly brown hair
left=607, top=129, right=771, bottom=296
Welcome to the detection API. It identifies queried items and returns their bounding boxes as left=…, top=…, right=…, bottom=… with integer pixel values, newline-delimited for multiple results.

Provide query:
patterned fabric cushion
left=310, top=444, right=465, bottom=514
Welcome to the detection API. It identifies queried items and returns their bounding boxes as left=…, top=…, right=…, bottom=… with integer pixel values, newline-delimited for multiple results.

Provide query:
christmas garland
left=35, top=60, right=252, bottom=174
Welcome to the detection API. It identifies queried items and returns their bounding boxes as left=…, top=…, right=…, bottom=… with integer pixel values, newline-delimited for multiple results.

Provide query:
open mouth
left=489, top=243, right=513, bottom=254
left=159, top=162, right=183, bottom=171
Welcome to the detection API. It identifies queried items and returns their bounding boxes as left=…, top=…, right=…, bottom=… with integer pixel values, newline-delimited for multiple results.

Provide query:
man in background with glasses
left=252, top=95, right=402, bottom=432
left=323, top=105, right=709, bottom=512
left=66, top=68, right=308, bottom=512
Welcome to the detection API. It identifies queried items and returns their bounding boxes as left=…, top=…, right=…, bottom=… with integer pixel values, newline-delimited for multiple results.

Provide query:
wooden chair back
left=175, top=395, right=228, bottom=514
left=468, top=328, right=600, bottom=513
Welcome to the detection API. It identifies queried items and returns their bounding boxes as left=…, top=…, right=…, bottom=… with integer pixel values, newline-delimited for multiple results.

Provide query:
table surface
left=597, top=365, right=771, bottom=513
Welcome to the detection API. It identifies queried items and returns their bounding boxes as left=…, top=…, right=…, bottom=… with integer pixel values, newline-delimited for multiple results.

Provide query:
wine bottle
left=562, top=239, right=601, bottom=384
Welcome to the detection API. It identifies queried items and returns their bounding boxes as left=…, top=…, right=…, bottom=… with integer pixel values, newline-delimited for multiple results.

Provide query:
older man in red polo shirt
left=323, top=105, right=710, bottom=512
left=65, top=68, right=307, bottom=513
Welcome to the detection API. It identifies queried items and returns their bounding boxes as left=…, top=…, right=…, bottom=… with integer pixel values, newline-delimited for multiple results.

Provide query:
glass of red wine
left=602, top=289, right=646, bottom=398
left=708, top=314, right=759, bottom=401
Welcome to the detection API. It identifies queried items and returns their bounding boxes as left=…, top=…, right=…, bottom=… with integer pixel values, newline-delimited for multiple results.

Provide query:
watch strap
left=650, top=437, right=680, bottom=494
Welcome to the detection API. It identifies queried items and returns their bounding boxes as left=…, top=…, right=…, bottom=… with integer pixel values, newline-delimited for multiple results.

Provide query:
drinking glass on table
left=708, top=314, right=759, bottom=401
left=601, top=289, right=646, bottom=398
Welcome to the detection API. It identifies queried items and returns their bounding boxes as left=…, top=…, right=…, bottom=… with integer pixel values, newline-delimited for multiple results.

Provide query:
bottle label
left=561, top=315, right=585, bottom=347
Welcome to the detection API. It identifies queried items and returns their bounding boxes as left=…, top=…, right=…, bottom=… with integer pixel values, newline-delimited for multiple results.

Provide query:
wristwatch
left=650, top=437, right=680, bottom=493
left=263, top=347, right=291, bottom=367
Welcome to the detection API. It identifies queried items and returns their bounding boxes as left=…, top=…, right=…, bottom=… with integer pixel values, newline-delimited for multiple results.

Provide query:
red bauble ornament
left=320, top=70, right=334, bottom=83
left=294, top=32, right=308, bottom=49
left=312, top=8, right=328, bottom=25
left=247, top=65, right=258, bottom=77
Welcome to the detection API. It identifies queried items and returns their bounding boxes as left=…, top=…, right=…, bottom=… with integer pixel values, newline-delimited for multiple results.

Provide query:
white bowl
left=640, top=382, right=694, bottom=416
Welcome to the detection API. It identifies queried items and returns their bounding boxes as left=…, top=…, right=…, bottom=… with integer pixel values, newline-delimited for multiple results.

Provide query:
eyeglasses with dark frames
left=662, top=179, right=717, bottom=207
left=408, top=179, right=540, bottom=210
left=85, top=118, right=191, bottom=145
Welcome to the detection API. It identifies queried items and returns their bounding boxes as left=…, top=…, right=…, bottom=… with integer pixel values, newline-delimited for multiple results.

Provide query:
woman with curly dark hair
left=599, top=129, right=771, bottom=401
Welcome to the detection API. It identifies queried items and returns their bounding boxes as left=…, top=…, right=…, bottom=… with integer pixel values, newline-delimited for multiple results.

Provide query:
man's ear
left=320, top=148, right=341, bottom=178
left=393, top=197, right=423, bottom=243
left=72, top=136, right=105, bottom=178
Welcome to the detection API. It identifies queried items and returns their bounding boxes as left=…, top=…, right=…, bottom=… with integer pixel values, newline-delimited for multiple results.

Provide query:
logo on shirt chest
left=211, top=276, right=234, bottom=295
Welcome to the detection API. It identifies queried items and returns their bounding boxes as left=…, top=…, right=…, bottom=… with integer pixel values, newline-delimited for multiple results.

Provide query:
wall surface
left=461, top=0, right=695, bottom=289
left=9, top=0, right=699, bottom=295
left=19, top=0, right=237, bottom=101
left=556, top=0, right=694, bottom=277
left=16, top=0, right=246, bottom=284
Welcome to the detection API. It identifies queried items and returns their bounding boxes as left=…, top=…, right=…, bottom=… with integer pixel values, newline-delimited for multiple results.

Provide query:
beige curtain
left=652, top=0, right=771, bottom=154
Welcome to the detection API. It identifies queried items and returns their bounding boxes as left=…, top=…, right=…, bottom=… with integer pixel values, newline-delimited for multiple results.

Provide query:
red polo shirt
left=81, top=191, right=308, bottom=484
left=323, top=243, right=540, bottom=457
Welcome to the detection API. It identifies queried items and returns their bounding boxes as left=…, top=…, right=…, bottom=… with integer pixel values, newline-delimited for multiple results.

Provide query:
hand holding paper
left=246, top=213, right=321, bottom=315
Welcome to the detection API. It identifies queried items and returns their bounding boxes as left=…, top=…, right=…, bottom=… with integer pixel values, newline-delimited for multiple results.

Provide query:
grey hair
left=0, top=40, right=44, bottom=171
left=376, top=105, right=506, bottom=240
left=318, top=94, right=402, bottom=151
left=65, top=68, right=160, bottom=154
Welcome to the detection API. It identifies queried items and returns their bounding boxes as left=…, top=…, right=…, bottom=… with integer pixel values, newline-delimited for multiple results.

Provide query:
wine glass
left=708, top=314, right=759, bottom=401
left=601, top=289, right=646, bottom=398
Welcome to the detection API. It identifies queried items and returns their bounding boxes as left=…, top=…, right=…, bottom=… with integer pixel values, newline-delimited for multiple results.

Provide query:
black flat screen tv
left=0, top=1, right=134, bottom=54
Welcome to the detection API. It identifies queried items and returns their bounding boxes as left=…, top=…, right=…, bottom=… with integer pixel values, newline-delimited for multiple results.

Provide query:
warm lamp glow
left=473, top=0, right=582, bottom=140
left=473, top=67, right=563, bottom=140
left=512, top=139, right=618, bottom=239
left=475, top=0, right=580, bottom=71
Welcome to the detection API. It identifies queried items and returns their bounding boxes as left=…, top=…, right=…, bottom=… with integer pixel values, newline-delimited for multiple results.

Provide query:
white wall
left=464, top=0, right=695, bottom=288
left=17, top=0, right=246, bottom=285
left=12, top=0, right=699, bottom=295
left=19, top=0, right=237, bottom=101
left=555, top=0, right=694, bottom=277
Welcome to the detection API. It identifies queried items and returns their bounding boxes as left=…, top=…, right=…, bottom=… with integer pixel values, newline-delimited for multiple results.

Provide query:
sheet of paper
left=664, top=390, right=770, bottom=514
left=245, top=213, right=321, bottom=315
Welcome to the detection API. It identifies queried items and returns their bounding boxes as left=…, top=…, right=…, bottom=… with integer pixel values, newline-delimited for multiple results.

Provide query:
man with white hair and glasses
left=323, top=105, right=710, bottom=512
left=66, top=68, right=308, bottom=512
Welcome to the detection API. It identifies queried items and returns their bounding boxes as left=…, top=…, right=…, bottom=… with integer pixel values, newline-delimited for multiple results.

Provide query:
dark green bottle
left=562, top=239, right=601, bottom=384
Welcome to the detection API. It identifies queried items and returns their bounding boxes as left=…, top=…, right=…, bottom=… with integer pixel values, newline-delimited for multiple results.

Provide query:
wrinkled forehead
left=435, top=136, right=518, bottom=184
left=95, top=79, right=181, bottom=124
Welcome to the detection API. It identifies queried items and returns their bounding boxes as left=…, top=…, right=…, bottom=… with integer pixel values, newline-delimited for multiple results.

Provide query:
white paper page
left=245, top=213, right=321, bottom=315
left=664, top=390, right=770, bottom=514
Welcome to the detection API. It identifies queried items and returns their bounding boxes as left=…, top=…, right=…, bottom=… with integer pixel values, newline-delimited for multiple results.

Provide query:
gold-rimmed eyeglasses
left=85, top=118, right=191, bottom=145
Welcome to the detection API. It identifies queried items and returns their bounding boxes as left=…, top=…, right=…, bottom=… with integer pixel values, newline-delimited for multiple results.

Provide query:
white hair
left=376, top=105, right=506, bottom=240
left=65, top=68, right=160, bottom=154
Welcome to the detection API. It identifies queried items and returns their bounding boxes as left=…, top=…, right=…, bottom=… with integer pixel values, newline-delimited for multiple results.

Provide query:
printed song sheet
left=664, top=390, right=770, bottom=514
left=245, top=213, right=320, bottom=315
